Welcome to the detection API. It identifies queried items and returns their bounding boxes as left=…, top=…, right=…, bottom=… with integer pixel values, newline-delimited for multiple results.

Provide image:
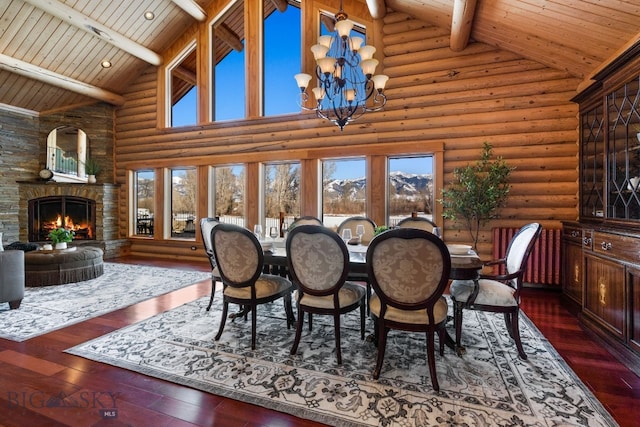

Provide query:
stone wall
left=0, top=103, right=123, bottom=256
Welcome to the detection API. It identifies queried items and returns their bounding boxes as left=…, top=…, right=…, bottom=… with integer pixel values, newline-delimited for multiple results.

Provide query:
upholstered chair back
left=212, top=224, right=262, bottom=287
left=290, top=216, right=323, bottom=227
left=287, top=225, right=348, bottom=295
left=504, top=223, right=542, bottom=287
left=367, top=228, right=450, bottom=312
left=199, top=218, right=219, bottom=267
left=396, top=216, right=437, bottom=233
left=336, top=216, right=377, bottom=245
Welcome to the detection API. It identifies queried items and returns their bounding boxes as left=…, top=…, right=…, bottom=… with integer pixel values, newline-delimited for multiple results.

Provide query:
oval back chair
left=286, top=225, right=365, bottom=364
left=199, top=217, right=220, bottom=311
left=212, top=223, right=294, bottom=350
left=449, top=222, right=542, bottom=360
left=396, top=216, right=437, bottom=233
left=366, top=228, right=451, bottom=390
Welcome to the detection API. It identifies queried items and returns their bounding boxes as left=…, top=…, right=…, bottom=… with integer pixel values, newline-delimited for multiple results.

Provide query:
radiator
left=492, top=227, right=562, bottom=286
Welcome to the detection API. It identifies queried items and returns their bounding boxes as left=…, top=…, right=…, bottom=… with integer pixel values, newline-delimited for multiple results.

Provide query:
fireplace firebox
left=28, top=196, right=96, bottom=241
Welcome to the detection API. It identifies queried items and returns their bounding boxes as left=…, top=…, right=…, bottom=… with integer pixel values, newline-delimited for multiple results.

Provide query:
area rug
left=0, top=263, right=210, bottom=342
left=66, top=296, right=618, bottom=427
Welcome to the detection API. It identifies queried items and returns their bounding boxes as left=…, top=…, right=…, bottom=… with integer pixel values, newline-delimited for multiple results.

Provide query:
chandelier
left=294, top=3, right=389, bottom=131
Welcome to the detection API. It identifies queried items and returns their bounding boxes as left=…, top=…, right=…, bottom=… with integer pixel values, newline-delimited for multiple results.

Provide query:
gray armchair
left=0, top=250, right=25, bottom=309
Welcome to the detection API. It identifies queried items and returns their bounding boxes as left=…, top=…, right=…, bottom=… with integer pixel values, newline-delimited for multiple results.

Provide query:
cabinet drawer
left=563, top=225, right=583, bottom=243
left=593, top=232, right=640, bottom=264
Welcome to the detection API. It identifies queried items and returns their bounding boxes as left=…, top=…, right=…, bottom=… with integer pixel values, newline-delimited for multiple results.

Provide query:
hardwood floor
left=1, top=256, right=638, bottom=426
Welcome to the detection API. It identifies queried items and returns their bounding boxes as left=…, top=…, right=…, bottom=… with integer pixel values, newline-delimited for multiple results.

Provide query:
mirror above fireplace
left=45, top=126, right=91, bottom=183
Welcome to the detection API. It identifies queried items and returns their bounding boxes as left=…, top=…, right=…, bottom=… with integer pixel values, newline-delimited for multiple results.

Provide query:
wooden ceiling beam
left=0, top=53, right=126, bottom=106
left=366, top=0, right=387, bottom=19
left=171, top=0, right=207, bottom=21
left=22, top=0, right=162, bottom=66
left=270, top=0, right=289, bottom=13
left=215, top=23, right=244, bottom=52
left=450, top=0, right=477, bottom=51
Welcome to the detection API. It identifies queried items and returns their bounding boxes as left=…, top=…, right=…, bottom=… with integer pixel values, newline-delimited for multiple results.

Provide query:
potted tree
left=439, top=142, right=514, bottom=251
left=48, top=228, right=74, bottom=250
left=84, top=158, right=101, bottom=184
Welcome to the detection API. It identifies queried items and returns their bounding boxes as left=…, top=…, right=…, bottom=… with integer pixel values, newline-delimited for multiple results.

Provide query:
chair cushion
left=223, top=274, right=292, bottom=300
left=449, top=279, right=517, bottom=307
left=369, top=294, right=448, bottom=325
left=296, top=281, right=365, bottom=309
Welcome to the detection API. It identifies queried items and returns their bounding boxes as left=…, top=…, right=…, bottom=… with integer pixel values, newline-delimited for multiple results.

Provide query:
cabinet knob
left=583, top=237, right=592, bottom=246
left=600, top=241, right=612, bottom=251
left=571, top=231, right=580, bottom=238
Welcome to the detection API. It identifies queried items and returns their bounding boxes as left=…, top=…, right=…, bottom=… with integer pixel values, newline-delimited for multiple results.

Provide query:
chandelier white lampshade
left=294, top=5, right=388, bottom=131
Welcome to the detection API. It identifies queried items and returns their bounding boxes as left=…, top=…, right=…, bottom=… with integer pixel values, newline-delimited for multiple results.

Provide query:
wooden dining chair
left=366, top=228, right=451, bottom=391
left=449, top=223, right=542, bottom=360
left=337, top=216, right=377, bottom=245
left=290, top=216, right=323, bottom=227
left=199, top=217, right=220, bottom=311
left=211, top=223, right=295, bottom=350
left=287, top=225, right=366, bottom=364
left=396, top=216, right=437, bottom=233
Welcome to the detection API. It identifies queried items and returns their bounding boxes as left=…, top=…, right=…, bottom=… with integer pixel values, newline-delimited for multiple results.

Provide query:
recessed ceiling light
left=101, top=60, right=112, bottom=68
left=144, top=11, right=155, bottom=20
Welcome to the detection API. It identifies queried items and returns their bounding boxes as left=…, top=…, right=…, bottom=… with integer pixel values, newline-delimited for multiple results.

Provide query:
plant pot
left=87, top=174, right=96, bottom=184
left=55, top=242, right=67, bottom=250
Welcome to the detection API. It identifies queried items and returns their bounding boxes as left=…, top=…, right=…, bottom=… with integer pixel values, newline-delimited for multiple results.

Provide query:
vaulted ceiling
left=1, top=0, right=639, bottom=116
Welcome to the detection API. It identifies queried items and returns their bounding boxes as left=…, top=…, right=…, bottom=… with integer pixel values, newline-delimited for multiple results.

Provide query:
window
left=133, top=170, right=155, bottom=237
left=213, top=165, right=246, bottom=227
left=212, top=1, right=245, bottom=121
left=388, top=156, right=434, bottom=226
left=167, top=43, right=198, bottom=127
left=264, top=161, right=301, bottom=234
left=263, top=1, right=301, bottom=116
left=170, top=168, right=197, bottom=239
left=322, top=158, right=366, bottom=229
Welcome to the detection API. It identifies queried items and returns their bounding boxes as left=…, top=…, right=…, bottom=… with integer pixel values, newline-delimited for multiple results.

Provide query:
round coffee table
left=24, top=246, right=104, bottom=287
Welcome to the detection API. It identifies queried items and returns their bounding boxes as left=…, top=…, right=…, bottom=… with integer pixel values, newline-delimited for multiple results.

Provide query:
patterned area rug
left=0, top=263, right=210, bottom=342
left=66, top=296, right=618, bottom=427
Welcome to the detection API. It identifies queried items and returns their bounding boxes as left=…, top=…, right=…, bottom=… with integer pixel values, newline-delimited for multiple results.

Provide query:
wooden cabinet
left=562, top=226, right=583, bottom=305
left=565, top=41, right=640, bottom=373
left=562, top=221, right=640, bottom=372
left=628, top=267, right=640, bottom=354
left=583, top=252, right=625, bottom=340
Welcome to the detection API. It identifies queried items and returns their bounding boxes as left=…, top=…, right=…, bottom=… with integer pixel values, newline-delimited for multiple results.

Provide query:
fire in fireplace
left=28, top=196, right=96, bottom=241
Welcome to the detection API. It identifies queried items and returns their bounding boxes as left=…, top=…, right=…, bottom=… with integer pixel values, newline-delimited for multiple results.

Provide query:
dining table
left=261, top=239, right=483, bottom=355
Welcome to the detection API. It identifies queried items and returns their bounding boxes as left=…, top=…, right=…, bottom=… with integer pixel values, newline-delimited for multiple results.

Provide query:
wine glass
left=356, top=224, right=365, bottom=244
left=341, top=228, right=352, bottom=245
left=281, top=222, right=289, bottom=239
left=269, top=226, right=279, bottom=239
left=253, top=224, right=263, bottom=240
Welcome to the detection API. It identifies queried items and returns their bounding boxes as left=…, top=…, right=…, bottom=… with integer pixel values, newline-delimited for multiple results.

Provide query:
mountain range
left=324, top=171, right=433, bottom=200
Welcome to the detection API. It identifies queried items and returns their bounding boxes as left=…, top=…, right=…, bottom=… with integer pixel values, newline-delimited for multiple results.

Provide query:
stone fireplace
left=28, top=196, right=97, bottom=241
left=18, top=182, right=124, bottom=258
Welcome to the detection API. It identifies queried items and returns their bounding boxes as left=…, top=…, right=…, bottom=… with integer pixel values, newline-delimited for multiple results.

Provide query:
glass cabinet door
left=607, top=76, right=640, bottom=220
left=581, top=104, right=605, bottom=218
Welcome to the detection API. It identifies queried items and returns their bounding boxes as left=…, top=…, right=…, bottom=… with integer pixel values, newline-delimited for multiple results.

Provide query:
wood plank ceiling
left=0, top=0, right=639, bottom=116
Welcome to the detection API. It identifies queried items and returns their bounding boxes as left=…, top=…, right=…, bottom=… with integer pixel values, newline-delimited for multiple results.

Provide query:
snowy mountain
left=324, top=171, right=433, bottom=199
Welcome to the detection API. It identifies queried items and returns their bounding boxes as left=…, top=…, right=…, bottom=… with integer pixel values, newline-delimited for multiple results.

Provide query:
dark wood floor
left=1, top=256, right=638, bottom=426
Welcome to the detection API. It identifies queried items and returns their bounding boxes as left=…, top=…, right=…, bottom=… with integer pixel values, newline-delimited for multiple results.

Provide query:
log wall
left=112, top=10, right=581, bottom=261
